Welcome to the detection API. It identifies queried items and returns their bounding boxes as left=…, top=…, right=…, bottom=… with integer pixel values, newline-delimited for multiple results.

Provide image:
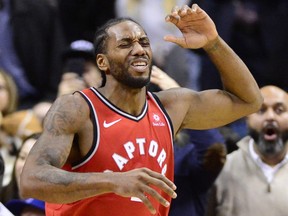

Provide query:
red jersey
left=46, top=87, right=174, bottom=216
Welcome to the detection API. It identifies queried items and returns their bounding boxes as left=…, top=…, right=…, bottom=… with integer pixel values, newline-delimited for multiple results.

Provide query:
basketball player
left=20, top=4, right=263, bottom=216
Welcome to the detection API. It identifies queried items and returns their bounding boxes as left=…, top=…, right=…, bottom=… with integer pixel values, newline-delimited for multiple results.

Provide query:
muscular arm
left=20, top=94, right=98, bottom=203
left=158, top=4, right=262, bottom=133
left=20, top=94, right=177, bottom=213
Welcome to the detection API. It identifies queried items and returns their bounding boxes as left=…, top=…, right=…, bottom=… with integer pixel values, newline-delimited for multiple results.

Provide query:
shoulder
left=51, top=93, right=88, bottom=114
left=43, top=93, right=90, bottom=133
left=222, top=142, right=248, bottom=174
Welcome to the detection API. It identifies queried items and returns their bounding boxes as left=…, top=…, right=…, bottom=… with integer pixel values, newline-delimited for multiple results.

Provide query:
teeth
left=132, top=62, right=146, bottom=66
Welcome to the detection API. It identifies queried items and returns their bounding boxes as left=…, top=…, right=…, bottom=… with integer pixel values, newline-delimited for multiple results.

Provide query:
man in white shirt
left=206, top=85, right=288, bottom=216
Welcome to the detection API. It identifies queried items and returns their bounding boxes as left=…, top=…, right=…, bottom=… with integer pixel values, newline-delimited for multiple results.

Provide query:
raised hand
left=164, top=4, right=218, bottom=49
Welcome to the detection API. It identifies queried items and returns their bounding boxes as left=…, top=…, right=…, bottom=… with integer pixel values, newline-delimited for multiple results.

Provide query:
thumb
left=164, top=35, right=185, bottom=47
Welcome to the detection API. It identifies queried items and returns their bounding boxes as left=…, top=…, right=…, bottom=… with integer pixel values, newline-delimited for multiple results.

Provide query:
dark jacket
left=169, top=129, right=226, bottom=216
left=11, top=0, right=66, bottom=103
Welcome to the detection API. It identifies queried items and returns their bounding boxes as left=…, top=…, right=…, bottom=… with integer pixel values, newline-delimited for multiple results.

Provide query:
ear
left=96, top=54, right=109, bottom=73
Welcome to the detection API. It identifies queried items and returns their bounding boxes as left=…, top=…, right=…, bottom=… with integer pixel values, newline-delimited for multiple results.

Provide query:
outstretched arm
left=159, top=4, right=262, bottom=132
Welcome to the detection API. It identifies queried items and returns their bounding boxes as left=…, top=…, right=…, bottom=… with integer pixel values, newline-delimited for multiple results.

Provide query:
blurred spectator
left=1, top=133, right=41, bottom=203
left=6, top=198, right=45, bottom=216
left=57, top=40, right=103, bottom=96
left=193, top=0, right=288, bottom=91
left=205, top=85, right=288, bottom=216
left=0, top=68, right=18, bottom=117
left=231, top=0, right=288, bottom=90
left=0, top=69, right=42, bottom=193
left=0, top=0, right=66, bottom=108
left=58, top=0, right=116, bottom=43
left=0, top=68, right=19, bottom=188
left=169, top=129, right=226, bottom=216
left=1, top=109, right=42, bottom=187
left=0, top=152, right=4, bottom=194
left=2, top=110, right=42, bottom=150
left=32, top=101, right=53, bottom=126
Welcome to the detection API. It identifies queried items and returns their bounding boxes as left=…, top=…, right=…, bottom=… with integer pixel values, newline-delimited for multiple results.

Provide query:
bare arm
left=20, top=94, right=177, bottom=214
left=159, top=4, right=262, bottom=132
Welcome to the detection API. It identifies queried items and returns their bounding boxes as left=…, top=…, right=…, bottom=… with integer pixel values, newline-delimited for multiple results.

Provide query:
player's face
left=247, top=87, right=288, bottom=157
left=104, top=21, right=153, bottom=89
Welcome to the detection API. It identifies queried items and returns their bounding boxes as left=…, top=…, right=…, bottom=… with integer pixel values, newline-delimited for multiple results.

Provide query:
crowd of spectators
left=0, top=0, right=287, bottom=215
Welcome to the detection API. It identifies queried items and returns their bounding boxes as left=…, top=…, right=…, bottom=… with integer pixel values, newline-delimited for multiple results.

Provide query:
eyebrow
left=117, top=34, right=149, bottom=41
left=262, top=102, right=287, bottom=111
left=274, top=102, right=285, bottom=107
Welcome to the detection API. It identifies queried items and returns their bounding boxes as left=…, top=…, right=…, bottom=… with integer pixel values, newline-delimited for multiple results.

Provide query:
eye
left=119, top=43, right=131, bottom=48
left=257, top=106, right=266, bottom=115
left=139, top=38, right=150, bottom=47
left=274, top=106, right=286, bottom=115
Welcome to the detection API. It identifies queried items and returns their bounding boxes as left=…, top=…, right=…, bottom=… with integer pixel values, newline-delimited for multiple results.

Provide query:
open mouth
left=131, top=59, right=148, bottom=72
left=263, top=125, right=279, bottom=141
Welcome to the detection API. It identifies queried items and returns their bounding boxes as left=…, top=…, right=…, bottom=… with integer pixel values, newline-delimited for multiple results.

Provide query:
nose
left=264, top=108, right=276, bottom=120
left=131, top=42, right=146, bottom=56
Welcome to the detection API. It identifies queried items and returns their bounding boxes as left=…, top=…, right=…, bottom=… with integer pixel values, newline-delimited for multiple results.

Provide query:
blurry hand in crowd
left=58, top=62, right=103, bottom=96
left=150, top=65, right=180, bottom=90
left=82, top=62, right=103, bottom=88
left=57, top=73, right=86, bottom=96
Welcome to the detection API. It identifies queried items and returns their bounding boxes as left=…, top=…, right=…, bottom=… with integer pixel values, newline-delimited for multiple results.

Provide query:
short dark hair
left=93, top=17, right=143, bottom=55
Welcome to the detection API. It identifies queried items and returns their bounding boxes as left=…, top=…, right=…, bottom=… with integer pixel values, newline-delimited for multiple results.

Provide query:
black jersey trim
left=71, top=90, right=100, bottom=169
left=90, top=87, right=147, bottom=122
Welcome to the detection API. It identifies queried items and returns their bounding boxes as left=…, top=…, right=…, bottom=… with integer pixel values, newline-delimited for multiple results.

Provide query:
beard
left=249, top=128, right=288, bottom=157
left=117, top=74, right=150, bottom=89
left=109, top=60, right=152, bottom=89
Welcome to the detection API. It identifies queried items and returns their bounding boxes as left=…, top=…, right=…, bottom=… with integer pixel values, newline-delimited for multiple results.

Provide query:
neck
left=254, top=144, right=287, bottom=166
left=98, top=83, right=147, bottom=116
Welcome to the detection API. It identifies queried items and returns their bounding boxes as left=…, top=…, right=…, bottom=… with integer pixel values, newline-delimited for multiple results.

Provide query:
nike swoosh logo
left=103, top=119, right=122, bottom=128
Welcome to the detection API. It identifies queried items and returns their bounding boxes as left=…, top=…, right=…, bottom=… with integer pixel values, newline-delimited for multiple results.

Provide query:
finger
left=163, top=35, right=185, bottom=47
left=62, top=72, right=80, bottom=80
left=165, top=5, right=180, bottom=24
left=179, top=5, right=190, bottom=17
left=142, top=184, right=171, bottom=207
left=171, top=5, right=180, bottom=14
left=146, top=177, right=177, bottom=200
left=137, top=193, right=157, bottom=215
left=191, top=3, right=199, bottom=13
left=142, top=169, right=177, bottom=198
left=165, top=15, right=179, bottom=25
left=151, top=66, right=164, bottom=78
left=144, top=169, right=177, bottom=190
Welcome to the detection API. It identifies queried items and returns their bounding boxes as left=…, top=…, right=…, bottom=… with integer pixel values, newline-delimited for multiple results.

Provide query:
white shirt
left=249, top=138, right=288, bottom=183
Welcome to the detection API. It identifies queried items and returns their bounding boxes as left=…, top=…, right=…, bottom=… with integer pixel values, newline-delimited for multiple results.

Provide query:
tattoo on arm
left=45, top=96, right=84, bottom=136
